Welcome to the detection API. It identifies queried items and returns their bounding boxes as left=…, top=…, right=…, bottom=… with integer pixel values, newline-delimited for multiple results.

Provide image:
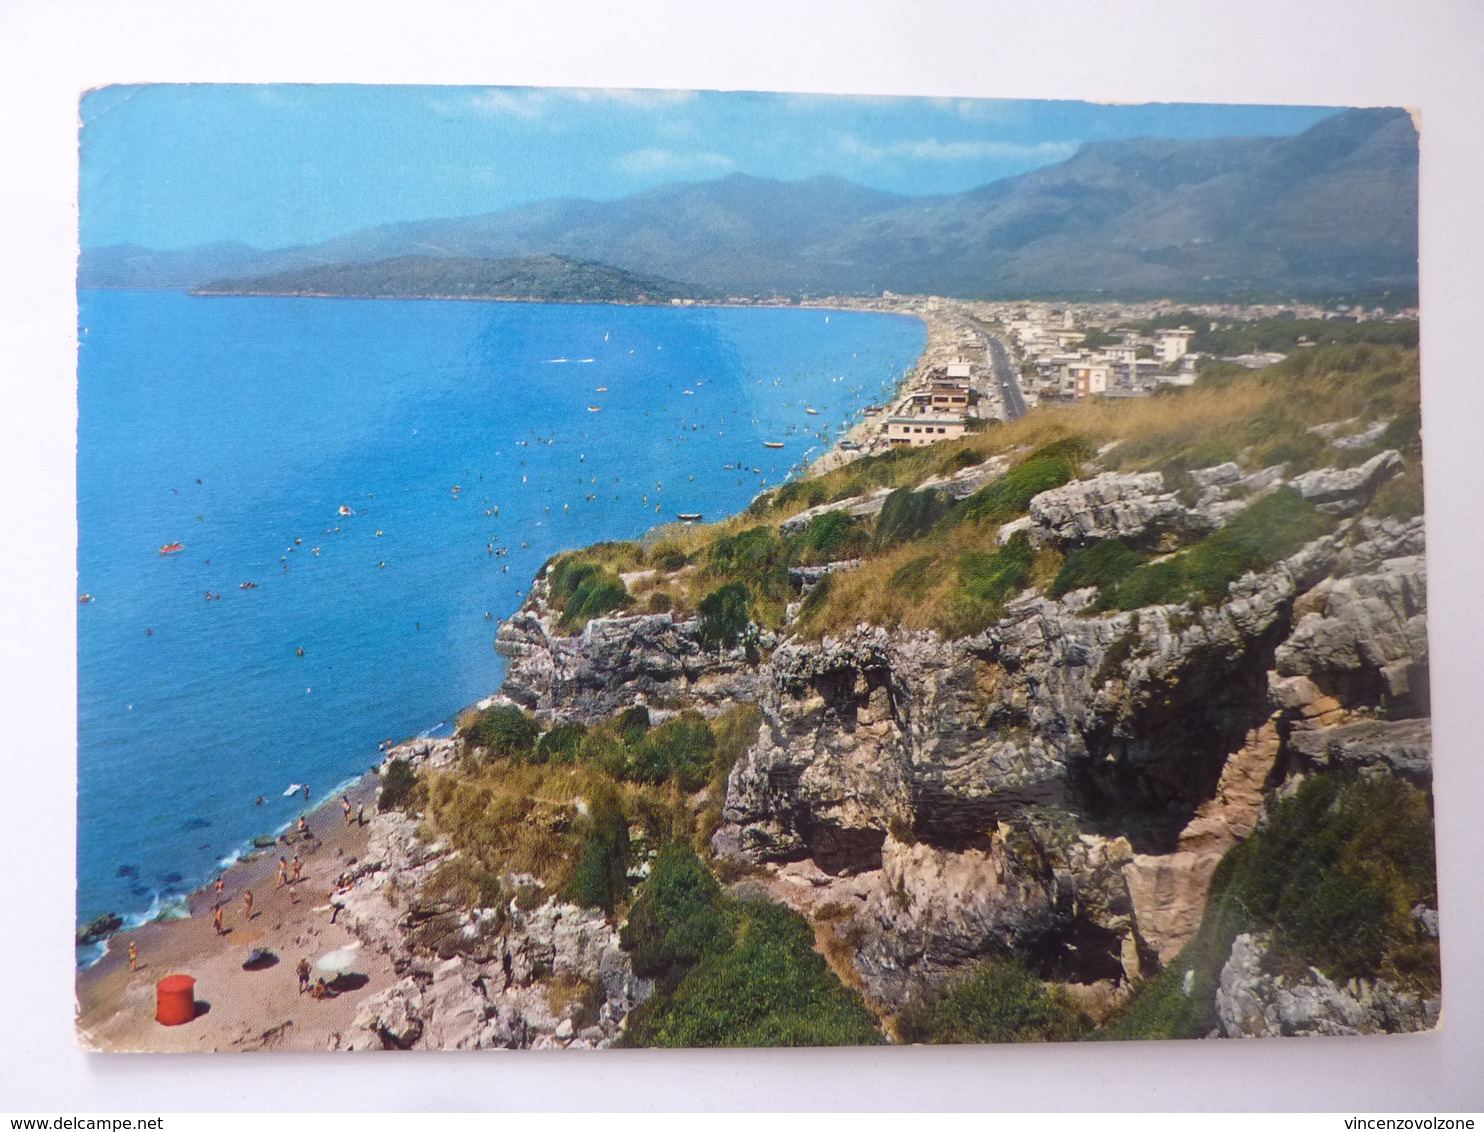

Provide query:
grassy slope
left=542, top=341, right=1419, bottom=640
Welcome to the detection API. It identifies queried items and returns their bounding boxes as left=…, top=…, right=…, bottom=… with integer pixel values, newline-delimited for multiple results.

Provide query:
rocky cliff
left=372, top=443, right=1432, bottom=1042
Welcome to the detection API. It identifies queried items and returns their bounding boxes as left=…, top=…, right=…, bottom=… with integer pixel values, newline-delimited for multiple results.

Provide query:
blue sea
left=76, top=291, right=924, bottom=955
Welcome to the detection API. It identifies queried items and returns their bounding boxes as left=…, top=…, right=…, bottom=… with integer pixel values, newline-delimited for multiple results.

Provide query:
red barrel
left=155, top=974, right=197, bottom=1025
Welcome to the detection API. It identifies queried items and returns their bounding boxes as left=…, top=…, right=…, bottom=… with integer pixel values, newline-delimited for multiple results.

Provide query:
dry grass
left=551, top=347, right=1421, bottom=645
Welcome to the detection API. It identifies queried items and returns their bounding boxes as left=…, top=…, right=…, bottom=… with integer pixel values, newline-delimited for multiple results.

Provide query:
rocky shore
left=78, top=323, right=1436, bottom=1048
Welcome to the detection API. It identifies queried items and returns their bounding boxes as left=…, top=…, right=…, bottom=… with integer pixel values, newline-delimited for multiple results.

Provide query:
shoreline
left=73, top=297, right=946, bottom=1050
left=75, top=771, right=391, bottom=1051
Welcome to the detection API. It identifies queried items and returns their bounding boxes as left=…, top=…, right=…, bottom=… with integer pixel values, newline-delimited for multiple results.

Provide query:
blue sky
left=79, top=85, right=1343, bottom=251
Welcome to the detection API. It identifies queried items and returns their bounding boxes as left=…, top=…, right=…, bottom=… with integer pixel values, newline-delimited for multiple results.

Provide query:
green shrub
left=1221, top=775, right=1436, bottom=983
left=698, top=581, right=752, bottom=649
left=548, top=555, right=633, bottom=629
left=1049, top=538, right=1146, bottom=599
left=615, top=705, right=651, bottom=745
left=650, top=543, right=690, bottom=571
left=874, top=487, right=948, bottom=550
left=534, top=722, right=587, bottom=765
left=898, top=957, right=1091, bottom=1044
left=646, top=591, right=674, bottom=614
left=629, top=711, right=717, bottom=791
left=950, top=438, right=1089, bottom=527
left=565, top=781, right=631, bottom=913
left=622, top=898, right=883, bottom=1047
left=378, top=758, right=418, bottom=813
left=620, top=840, right=731, bottom=982
left=1097, top=489, right=1331, bottom=611
left=1103, top=774, right=1439, bottom=1040
left=939, top=532, right=1034, bottom=635
left=709, top=525, right=785, bottom=577
left=466, top=704, right=541, bottom=759
left=789, top=509, right=868, bottom=565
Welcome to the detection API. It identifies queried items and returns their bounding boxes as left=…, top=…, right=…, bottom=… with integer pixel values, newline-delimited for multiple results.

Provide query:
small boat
left=763, top=441, right=785, bottom=450
left=806, top=408, right=819, bottom=415
left=78, top=593, right=92, bottom=604
left=239, top=581, right=258, bottom=590
left=588, top=406, right=603, bottom=413
left=159, top=542, right=184, bottom=554
left=338, top=505, right=352, bottom=516
left=596, top=386, right=607, bottom=392
left=676, top=512, right=703, bottom=522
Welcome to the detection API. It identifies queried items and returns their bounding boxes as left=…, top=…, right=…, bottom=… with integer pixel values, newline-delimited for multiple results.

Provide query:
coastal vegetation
left=618, top=842, right=884, bottom=1047
left=406, top=699, right=881, bottom=1044
left=1103, top=774, right=1438, bottom=1041
left=534, top=342, right=1418, bottom=642
left=896, top=957, right=1091, bottom=1044
left=1088, top=488, right=1333, bottom=612
left=367, top=339, right=1429, bottom=1048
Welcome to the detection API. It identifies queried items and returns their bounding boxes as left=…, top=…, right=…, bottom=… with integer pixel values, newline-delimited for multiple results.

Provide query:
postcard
left=73, top=85, right=1430, bottom=1052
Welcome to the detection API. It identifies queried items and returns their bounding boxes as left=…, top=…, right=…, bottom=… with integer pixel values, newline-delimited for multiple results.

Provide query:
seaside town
left=791, top=295, right=1421, bottom=462
left=74, top=285, right=1430, bottom=1053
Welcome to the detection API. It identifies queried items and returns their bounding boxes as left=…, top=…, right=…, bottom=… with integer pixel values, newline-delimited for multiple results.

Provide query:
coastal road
left=982, top=332, right=1028, bottom=420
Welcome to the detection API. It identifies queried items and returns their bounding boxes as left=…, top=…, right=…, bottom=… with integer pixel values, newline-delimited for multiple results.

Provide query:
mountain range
left=80, top=107, right=1418, bottom=299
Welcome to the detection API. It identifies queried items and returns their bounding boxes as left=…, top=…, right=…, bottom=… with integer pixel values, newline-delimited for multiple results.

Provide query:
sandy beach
left=76, top=775, right=397, bottom=1052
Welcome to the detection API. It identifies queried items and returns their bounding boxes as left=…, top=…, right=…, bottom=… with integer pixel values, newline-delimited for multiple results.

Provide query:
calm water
left=76, top=291, right=924, bottom=947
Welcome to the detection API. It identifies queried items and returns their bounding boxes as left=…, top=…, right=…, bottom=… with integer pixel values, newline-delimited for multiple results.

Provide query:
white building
left=885, top=415, right=966, bottom=447
left=1154, top=327, right=1196, bottom=365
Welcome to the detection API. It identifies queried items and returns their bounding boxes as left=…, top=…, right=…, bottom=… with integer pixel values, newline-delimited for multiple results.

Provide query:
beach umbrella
left=314, top=943, right=360, bottom=974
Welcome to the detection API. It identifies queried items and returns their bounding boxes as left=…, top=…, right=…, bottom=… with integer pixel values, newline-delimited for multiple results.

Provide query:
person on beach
left=277, top=856, right=288, bottom=887
left=342, top=795, right=352, bottom=826
left=243, top=889, right=254, bottom=920
left=292, top=856, right=304, bottom=883
left=214, top=875, right=224, bottom=900
left=297, top=816, right=308, bottom=837
left=288, top=882, right=299, bottom=905
left=303, top=784, right=310, bottom=801
left=128, top=941, right=138, bottom=972
left=212, top=903, right=224, bottom=935
left=297, top=958, right=311, bottom=994
left=329, top=888, right=343, bottom=924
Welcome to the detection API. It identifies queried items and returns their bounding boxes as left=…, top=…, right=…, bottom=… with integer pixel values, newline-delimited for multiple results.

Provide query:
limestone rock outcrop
left=1215, top=932, right=1440, bottom=1038
left=1290, top=450, right=1404, bottom=516
left=496, top=574, right=766, bottom=721
left=1027, top=471, right=1208, bottom=549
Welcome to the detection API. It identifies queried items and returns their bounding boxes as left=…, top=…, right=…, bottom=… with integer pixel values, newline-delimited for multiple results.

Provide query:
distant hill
left=194, top=254, right=714, bottom=304
left=81, top=107, right=1417, bottom=299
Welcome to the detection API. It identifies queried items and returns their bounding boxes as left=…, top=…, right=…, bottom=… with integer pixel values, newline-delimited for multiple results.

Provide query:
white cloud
left=562, top=88, right=697, bottom=108
left=614, top=148, right=736, bottom=176
left=438, top=87, right=696, bottom=120
left=457, top=89, right=551, bottom=119
left=837, top=133, right=1078, bottom=163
